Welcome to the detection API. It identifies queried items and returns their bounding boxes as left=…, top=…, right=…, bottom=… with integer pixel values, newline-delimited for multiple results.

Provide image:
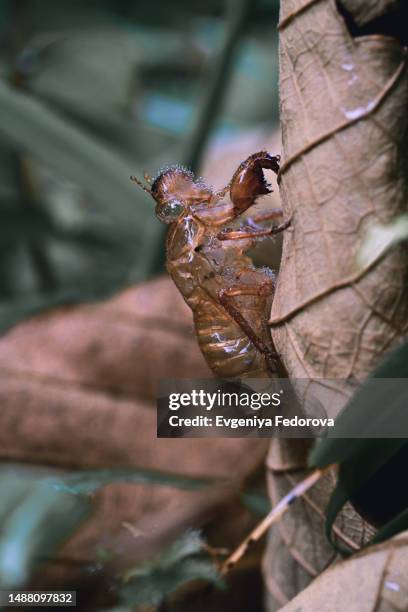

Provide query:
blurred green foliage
left=0, top=465, right=220, bottom=593
left=118, top=530, right=224, bottom=609
left=43, top=466, right=220, bottom=495
left=0, top=0, right=280, bottom=332
left=0, top=469, right=90, bottom=589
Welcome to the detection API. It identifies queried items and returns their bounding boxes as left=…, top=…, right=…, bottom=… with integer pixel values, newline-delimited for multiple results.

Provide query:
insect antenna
left=130, top=175, right=152, bottom=195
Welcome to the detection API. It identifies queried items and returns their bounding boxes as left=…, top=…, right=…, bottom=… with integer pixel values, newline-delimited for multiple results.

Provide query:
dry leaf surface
left=271, top=0, right=408, bottom=382
left=277, top=531, right=408, bottom=612
left=0, top=276, right=268, bottom=590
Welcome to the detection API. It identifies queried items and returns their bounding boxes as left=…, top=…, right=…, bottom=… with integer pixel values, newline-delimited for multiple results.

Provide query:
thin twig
left=221, top=465, right=333, bottom=575
left=183, top=0, right=252, bottom=173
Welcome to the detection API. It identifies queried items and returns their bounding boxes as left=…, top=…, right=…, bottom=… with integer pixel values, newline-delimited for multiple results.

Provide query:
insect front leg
left=205, top=151, right=281, bottom=217
left=218, top=283, right=279, bottom=374
left=229, top=151, right=281, bottom=216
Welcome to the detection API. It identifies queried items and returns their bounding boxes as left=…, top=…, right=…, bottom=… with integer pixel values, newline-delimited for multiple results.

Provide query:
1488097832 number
left=4, top=591, right=76, bottom=606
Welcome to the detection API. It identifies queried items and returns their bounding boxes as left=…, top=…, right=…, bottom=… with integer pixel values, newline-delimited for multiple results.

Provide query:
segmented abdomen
left=193, top=296, right=269, bottom=379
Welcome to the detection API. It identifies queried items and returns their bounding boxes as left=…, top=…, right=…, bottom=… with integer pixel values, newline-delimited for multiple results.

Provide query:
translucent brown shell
left=151, top=166, right=213, bottom=205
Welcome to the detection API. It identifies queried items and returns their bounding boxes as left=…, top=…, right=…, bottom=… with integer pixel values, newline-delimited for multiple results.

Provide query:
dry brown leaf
left=277, top=531, right=408, bottom=611
left=0, top=276, right=268, bottom=596
left=271, top=0, right=408, bottom=382
left=0, top=276, right=211, bottom=406
left=264, top=0, right=408, bottom=608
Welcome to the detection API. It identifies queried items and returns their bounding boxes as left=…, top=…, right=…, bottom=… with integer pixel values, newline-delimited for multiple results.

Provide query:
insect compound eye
left=155, top=199, right=185, bottom=223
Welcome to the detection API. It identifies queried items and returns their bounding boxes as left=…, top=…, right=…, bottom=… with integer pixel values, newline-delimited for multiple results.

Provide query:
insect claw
left=269, top=216, right=292, bottom=234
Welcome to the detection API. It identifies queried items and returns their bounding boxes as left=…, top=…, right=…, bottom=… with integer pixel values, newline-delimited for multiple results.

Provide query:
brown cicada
left=132, top=152, right=290, bottom=379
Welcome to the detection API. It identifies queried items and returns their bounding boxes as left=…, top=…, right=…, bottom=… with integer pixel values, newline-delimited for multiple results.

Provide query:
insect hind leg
left=218, top=284, right=279, bottom=374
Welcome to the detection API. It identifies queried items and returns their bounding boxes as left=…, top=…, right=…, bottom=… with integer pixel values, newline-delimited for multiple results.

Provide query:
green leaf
left=371, top=507, right=408, bottom=546
left=43, top=467, right=220, bottom=496
left=0, top=465, right=218, bottom=589
left=322, top=440, right=408, bottom=554
left=309, top=341, right=408, bottom=469
left=0, top=474, right=90, bottom=588
left=0, top=149, right=142, bottom=332
left=309, top=341, right=408, bottom=553
left=119, top=530, right=224, bottom=608
left=356, top=214, right=408, bottom=270
left=0, top=79, right=160, bottom=262
left=0, top=196, right=139, bottom=329
left=0, top=81, right=165, bottom=333
left=28, top=29, right=140, bottom=119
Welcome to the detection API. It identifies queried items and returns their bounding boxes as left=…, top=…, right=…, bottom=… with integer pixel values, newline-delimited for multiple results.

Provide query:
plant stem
left=221, top=466, right=333, bottom=574
left=183, top=0, right=252, bottom=173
